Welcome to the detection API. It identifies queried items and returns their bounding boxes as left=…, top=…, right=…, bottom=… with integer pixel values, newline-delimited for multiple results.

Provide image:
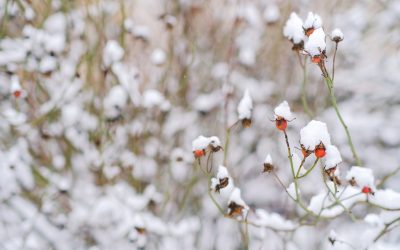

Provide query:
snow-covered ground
left=0, top=0, right=399, bottom=249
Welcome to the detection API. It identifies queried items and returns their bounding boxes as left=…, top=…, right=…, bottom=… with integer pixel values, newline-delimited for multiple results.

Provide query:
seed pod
left=275, top=117, right=287, bottom=131
left=215, top=177, right=229, bottom=193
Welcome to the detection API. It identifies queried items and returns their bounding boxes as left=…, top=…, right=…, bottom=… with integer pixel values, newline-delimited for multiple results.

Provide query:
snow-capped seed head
left=208, top=136, right=222, bottom=152
left=10, top=75, right=25, bottom=98
left=304, top=28, right=326, bottom=57
left=263, top=154, right=274, bottom=173
left=303, top=12, right=322, bottom=36
left=331, top=28, right=344, bottom=42
left=300, top=120, right=331, bottom=151
left=324, top=167, right=341, bottom=184
left=346, top=166, right=375, bottom=190
left=283, top=12, right=305, bottom=50
left=227, top=188, right=249, bottom=219
left=324, top=145, right=342, bottom=169
left=192, top=135, right=222, bottom=155
left=274, top=101, right=294, bottom=121
left=328, top=230, right=337, bottom=245
left=237, top=89, right=253, bottom=128
left=314, top=143, right=326, bottom=158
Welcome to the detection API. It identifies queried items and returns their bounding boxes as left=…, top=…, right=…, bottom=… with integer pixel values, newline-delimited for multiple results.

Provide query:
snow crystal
left=274, top=101, right=294, bottom=120
left=303, top=12, right=322, bottom=30
left=237, top=89, right=253, bottom=120
left=324, top=145, right=342, bottom=169
left=304, top=28, right=326, bottom=56
left=43, top=12, right=67, bottom=34
left=238, top=47, right=255, bottom=66
left=142, top=89, right=166, bottom=109
left=151, top=48, right=166, bottom=66
left=264, top=154, right=273, bottom=164
left=300, top=120, right=331, bottom=150
left=103, top=40, right=124, bottom=68
left=331, top=28, right=344, bottom=41
left=346, top=166, right=375, bottom=189
left=283, top=12, right=305, bottom=44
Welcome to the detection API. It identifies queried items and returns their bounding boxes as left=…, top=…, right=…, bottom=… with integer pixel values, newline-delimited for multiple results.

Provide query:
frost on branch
left=237, top=89, right=253, bottom=128
left=103, top=40, right=124, bottom=68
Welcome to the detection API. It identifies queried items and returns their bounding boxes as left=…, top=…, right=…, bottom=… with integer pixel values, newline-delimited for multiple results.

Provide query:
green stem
left=324, top=75, right=361, bottom=166
left=283, top=131, right=299, bottom=200
left=301, top=60, right=313, bottom=118
left=295, top=158, right=306, bottom=178
left=297, top=158, right=319, bottom=179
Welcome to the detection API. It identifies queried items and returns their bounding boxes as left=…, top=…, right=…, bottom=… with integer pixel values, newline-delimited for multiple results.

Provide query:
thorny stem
left=297, top=158, right=319, bottom=179
left=322, top=70, right=361, bottom=166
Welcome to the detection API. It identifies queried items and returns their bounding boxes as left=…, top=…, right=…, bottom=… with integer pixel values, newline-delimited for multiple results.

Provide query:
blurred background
left=0, top=0, right=399, bottom=249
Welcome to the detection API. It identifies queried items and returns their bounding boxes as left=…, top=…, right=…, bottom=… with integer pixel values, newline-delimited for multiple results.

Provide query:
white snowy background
left=0, top=0, right=399, bottom=249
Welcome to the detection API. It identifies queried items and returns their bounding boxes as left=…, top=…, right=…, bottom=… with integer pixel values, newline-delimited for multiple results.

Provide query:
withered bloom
left=227, top=202, right=245, bottom=218
left=215, top=177, right=229, bottom=193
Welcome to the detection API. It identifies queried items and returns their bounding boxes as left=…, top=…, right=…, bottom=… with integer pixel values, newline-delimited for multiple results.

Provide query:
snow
left=283, top=12, right=305, bottom=44
left=287, top=183, right=297, bottom=198
left=346, top=166, right=375, bottom=189
left=211, top=165, right=235, bottom=199
left=237, top=89, right=253, bottom=120
left=324, top=145, right=342, bottom=169
left=274, top=101, right=294, bottom=120
left=300, top=120, right=331, bottom=150
left=151, top=48, right=166, bottom=66
left=303, top=12, right=322, bottom=30
left=216, top=165, right=229, bottom=179
left=192, top=135, right=221, bottom=151
left=103, top=85, right=128, bottom=119
left=369, top=189, right=400, bottom=209
left=228, top=188, right=249, bottom=216
left=103, top=40, right=124, bottom=68
left=304, top=28, right=326, bottom=56
left=39, top=56, right=58, bottom=73
left=255, top=209, right=297, bottom=230
left=331, top=28, right=344, bottom=41
left=264, top=154, right=273, bottom=164
left=263, top=5, right=280, bottom=24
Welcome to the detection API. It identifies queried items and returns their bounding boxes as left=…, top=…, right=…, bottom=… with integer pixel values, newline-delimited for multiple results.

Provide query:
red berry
left=314, top=147, right=326, bottom=158
left=275, top=118, right=287, bottom=131
left=13, top=90, right=22, bottom=98
left=362, top=186, right=372, bottom=194
left=311, top=56, right=321, bottom=64
left=194, top=149, right=205, bottom=158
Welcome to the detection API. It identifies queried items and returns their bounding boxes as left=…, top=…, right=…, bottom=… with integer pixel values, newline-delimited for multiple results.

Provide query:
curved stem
left=297, top=158, right=319, bottom=179
left=283, top=131, right=299, bottom=200
left=324, top=75, right=361, bottom=166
